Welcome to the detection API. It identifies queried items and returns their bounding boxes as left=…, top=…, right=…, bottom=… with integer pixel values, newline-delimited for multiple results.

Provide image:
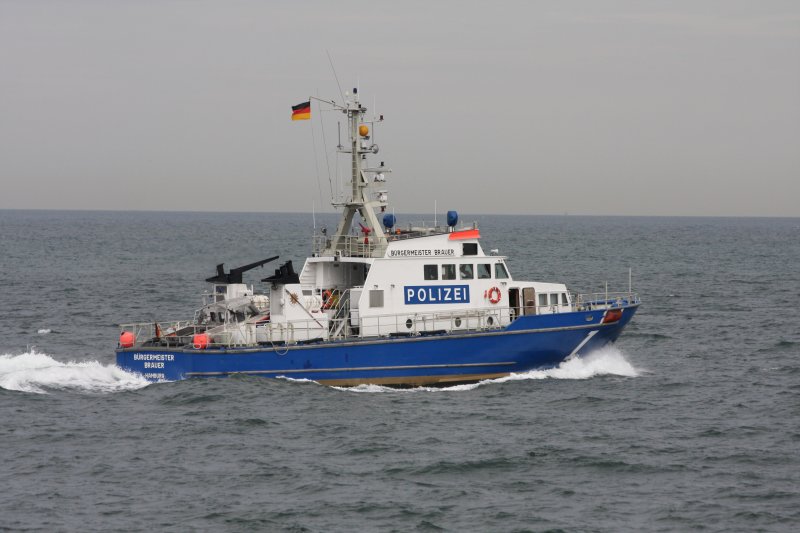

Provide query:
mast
left=316, top=87, right=390, bottom=257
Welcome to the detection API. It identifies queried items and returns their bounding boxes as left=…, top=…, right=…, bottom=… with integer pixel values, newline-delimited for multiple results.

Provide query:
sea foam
left=0, top=350, right=150, bottom=395
left=493, top=345, right=640, bottom=382
left=336, top=345, right=639, bottom=393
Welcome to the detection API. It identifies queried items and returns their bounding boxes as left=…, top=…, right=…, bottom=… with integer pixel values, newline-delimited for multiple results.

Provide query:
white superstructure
left=121, top=87, right=589, bottom=348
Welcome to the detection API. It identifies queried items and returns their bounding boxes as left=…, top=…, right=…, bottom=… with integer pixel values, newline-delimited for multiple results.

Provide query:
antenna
left=372, top=95, right=378, bottom=144
left=327, top=50, right=345, bottom=102
left=309, top=102, right=324, bottom=208
left=434, top=200, right=437, bottom=228
left=317, top=95, right=334, bottom=202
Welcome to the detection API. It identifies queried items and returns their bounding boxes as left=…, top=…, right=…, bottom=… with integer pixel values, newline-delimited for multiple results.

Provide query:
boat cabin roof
left=310, top=228, right=500, bottom=264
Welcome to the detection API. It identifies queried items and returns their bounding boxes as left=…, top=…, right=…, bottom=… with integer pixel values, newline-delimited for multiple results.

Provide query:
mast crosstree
left=311, top=88, right=390, bottom=257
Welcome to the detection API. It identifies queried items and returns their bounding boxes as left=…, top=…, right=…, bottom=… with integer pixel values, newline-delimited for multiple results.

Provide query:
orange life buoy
left=487, top=286, right=502, bottom=304
left=192, top=333, right=209, bottom=349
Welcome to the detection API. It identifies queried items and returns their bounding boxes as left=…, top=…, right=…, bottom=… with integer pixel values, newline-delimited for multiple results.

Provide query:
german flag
left=291, top=101, right=311, bottom=121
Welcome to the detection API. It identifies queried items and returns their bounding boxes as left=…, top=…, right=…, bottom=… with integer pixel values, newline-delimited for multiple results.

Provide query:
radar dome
left=447, top=210, right=459, bottom=227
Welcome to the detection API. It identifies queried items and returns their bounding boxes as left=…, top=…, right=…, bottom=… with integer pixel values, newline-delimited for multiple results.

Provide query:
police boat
left=116, top=88, right=640, bottom=386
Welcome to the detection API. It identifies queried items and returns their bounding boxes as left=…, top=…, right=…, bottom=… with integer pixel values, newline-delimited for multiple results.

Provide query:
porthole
left=487, top=316, right=494, bottom=326
left=406, top=318, right=413, bottom=329
left=454, top=317, right=462, bottom=327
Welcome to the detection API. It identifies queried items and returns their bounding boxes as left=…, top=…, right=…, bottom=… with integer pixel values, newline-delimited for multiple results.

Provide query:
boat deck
left=119, top=292, right=639, bottom=351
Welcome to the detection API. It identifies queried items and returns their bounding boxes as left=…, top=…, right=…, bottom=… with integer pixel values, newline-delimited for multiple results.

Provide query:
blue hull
left=116, top=305, right=638, bottom=386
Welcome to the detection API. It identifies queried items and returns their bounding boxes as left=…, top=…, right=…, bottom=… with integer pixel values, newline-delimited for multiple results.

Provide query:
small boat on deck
left=116, top=87, right=640, bottom=386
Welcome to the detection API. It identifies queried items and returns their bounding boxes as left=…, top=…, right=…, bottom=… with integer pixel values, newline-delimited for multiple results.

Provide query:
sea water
left=1, top=210, right=798, bottom=531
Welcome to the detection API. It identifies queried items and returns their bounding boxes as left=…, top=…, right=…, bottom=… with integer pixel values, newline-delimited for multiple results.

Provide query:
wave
left=337, top=345, right=639, bottom=393
left=37, top=329, right=52, bottom=334
left=0, top=350, right=150, bottom=395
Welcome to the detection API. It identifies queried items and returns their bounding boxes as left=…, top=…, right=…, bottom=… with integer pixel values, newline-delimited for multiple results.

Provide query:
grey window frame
left=424, top=264, right=438, bottom=280
left=495, top=263, right=509, bottom=279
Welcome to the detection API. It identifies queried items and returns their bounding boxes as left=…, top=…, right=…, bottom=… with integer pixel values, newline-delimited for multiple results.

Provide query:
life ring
left=321, top=289, right=333, bottom=310
left=487, top=286, right=502, bottom=304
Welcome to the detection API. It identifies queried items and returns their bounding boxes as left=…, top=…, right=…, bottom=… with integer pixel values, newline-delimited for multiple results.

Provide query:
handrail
left=119, top=292, right=639, bottom=350
left=310, top=222, right=480, bottom=257
left=574, top=291, right=640, bottom=310
left=312, top=234, right=387, bottom=258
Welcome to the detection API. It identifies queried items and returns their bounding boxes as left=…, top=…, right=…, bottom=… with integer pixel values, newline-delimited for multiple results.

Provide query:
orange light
left=359, top=124, right=369, bottom=137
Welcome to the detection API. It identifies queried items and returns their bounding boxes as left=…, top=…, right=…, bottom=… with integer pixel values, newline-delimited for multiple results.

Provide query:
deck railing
left=310, top=223, right=479, bottom=257
left=311, top=234, right=387, bottom=258
left=119, top=291, right=639, bottom=350
left=118, top=320, right=205, bottom=349
left=573, top=291, right=640, bottom=311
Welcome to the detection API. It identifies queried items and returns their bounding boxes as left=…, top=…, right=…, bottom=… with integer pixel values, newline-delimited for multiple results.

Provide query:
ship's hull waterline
left=117, top=306, right=638, bottom=386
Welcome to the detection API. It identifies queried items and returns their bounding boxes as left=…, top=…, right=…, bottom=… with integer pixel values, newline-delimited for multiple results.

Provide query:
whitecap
left=37, top=329, right=51, bottom=334
left=0, top=349, right=150, bottom=395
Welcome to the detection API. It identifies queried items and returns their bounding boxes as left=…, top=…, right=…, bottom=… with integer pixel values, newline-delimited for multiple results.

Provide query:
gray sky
left=1, top=0, right=798, bottom=216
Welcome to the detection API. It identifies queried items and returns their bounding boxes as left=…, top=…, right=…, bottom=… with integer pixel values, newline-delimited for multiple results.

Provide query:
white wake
left=0, top=350, right=150, bottom=394
left=337, top=345, right=639, bottom=393
left=493, top=345, right=639, bottom=382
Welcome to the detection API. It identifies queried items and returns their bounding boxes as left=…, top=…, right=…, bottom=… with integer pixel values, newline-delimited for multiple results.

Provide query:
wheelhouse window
left=561, top=293, right=569, bottom=305
left=538, top=294, right=548, bottom=307
left=549, top=293, right=559, bottom=305
left=495, top=263, right=509, bottom=279
left=459, top=264, right=474, bottom=280
left=478, top=264, right=491, bottom=279
left=424, top=264, right=438, bottom=280
left=442, top=264, right=456, bottom=280
left=463, top=243, right=478, bottom=256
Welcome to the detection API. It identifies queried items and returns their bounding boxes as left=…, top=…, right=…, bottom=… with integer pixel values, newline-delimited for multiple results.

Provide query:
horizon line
left=0, top=207, right=798, bottom=220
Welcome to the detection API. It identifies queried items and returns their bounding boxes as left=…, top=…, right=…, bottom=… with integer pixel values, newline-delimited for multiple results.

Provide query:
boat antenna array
left=308, top=87, right=392, bottom=257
